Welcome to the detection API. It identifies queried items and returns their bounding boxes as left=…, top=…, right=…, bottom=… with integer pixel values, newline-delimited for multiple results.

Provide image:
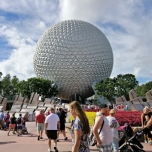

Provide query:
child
left=144, top=115, right=152, bottom=145
left=16, top=114, right=23, bottom=136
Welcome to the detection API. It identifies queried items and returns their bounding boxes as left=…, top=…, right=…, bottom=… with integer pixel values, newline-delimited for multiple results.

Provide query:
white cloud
left=0, top=0, right=152, bottom=83
left=0, top=26, right=36, bottom=80
left=58, top=0, right=152, bottom=81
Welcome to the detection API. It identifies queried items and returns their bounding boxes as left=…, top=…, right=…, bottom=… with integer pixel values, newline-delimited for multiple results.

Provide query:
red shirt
left=36, top=114, right=45, bottom=123
left=5, top=114, right=10, bottom=122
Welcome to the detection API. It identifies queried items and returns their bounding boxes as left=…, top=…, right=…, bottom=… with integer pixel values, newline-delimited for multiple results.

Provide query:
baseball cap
left=99, top=104, right=108, bottom=109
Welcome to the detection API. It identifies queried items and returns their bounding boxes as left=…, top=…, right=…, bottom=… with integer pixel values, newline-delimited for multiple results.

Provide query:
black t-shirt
left=60, top=111, right=66, bottom=123
left=10, top=117, right=16, bottom=124
left=143, top=112, right=152, bottom=124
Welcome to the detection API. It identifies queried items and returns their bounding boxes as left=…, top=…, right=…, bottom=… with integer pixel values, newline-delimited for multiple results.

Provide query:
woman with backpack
left=7, top=113, right=16, bottom=136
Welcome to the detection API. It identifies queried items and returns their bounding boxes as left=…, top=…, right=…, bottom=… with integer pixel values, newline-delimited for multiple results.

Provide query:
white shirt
left=106, top=116, right=120, bottom=139
left=98, top=116, right=113, bottom=145
left=45, top=113, right=59, bottom=130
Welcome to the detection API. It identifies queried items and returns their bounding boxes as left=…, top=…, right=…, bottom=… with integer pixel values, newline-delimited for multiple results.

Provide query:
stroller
left=118, top=123, right=145, bottom=152
left=22, top=121, right=28, bottom=134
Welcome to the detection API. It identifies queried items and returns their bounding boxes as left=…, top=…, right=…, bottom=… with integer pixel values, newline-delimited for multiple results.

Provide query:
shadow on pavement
left=0, top=141, right=16, bottom=144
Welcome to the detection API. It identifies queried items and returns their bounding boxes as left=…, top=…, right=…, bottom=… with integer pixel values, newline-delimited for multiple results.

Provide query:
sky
left=0, top=0, right=152, bottom=85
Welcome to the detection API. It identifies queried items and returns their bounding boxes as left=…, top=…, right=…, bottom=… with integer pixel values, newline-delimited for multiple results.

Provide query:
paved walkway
left=0, top=122, right=151, bottom=152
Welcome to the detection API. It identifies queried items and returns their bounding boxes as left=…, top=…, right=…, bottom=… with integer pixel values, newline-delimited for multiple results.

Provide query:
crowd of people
left=0, top=110, right=26, bottom=136
left=35, top=107, right=68, bottom=152
left=1, top=102, right=152, bottom=152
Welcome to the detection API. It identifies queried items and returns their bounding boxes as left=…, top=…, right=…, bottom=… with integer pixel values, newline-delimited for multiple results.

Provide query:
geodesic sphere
left=33, top=20, right=113, bottom=100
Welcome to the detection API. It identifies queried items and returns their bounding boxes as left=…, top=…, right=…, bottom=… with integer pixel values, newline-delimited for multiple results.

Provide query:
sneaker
left=48, top=148, right=52, bottom=152
left=64, top=137, right=68, bottom=140
left=148, top=140, right=152, bottom=146
left=54, top=147, right=58, bottom=152
left=37, top=135, right=40, bottom=141
left=144, top=140, right=148, bottom=143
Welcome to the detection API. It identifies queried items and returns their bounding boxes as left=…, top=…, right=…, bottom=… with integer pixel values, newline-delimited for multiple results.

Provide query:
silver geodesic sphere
left=33, top=20, right=113, bottom=100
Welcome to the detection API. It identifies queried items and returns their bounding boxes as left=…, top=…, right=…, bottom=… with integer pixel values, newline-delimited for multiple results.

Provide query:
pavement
left=0, top=122, right=151, bottom=152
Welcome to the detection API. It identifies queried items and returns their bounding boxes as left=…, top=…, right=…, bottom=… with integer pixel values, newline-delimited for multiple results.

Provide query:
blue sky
left=0, top=0, right=152, bottom=85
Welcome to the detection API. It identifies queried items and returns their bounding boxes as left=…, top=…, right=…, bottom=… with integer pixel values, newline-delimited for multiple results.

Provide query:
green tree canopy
left=1, top=74, right=19, bottom=99
left=115, top=74, right=138, bottom=100
left=135, top=81, right=152, bottom=96
left=16, top=77, right=59, bottom=100
left=95, top=78, right=116, bottom=103
left=95, top=74, right=139, bottom=102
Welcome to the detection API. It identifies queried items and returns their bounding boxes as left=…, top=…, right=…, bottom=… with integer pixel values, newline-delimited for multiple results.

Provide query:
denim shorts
left=112, top=137, right=119, bottom=152
left=17, top=125, right=22, bottom=130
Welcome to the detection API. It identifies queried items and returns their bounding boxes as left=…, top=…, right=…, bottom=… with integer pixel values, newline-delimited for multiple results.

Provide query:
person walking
left=16, top=114, right=23, bottom=136
left=4, top=111, right=10, bottom=131
left=93, top=104, right=113, bottom=152
left=36, top=110, right=45, bottom=140
left=106, top=109, right=120, bottom=152
left=69, top=101, right=90, bottom=152
left=44, top=108, right=60, bottom=152
left=57, top=108, right=68, bottom=141
left=0, top=109, right=4, bottom=130
left=8, top=113, right=16, bottom=135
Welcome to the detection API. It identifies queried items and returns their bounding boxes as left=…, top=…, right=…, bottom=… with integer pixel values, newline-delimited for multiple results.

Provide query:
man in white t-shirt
left=44, top=108, right=60, bottom=152
left=107, top=109, right=120, bottom=152
left=93, top=104, right=113, bottom=152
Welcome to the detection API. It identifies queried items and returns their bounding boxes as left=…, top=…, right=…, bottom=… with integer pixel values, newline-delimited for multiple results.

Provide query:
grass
left=69, top=112, right=96, bottom=126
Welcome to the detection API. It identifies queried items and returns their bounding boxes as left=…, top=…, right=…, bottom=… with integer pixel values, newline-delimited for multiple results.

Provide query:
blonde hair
left=70, top=101, right=90, bottom=134
left=143, top=107, right=149, bottom=113
left=109, top=109, right=115, bottom=115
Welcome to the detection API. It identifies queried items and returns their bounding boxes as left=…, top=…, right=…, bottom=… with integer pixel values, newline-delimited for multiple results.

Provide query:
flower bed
left=69, top=111, right=142, bottom=127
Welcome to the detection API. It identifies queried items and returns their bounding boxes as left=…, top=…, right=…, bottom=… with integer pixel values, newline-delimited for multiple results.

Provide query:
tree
left=0, top=72, right=3, bottom=95
left=16, top=80, right=30, bottom=98
left=16, top=77, right=59, bottom=100
left=95, top=78, right=116, bottom=103
left=1, top=74, right=20, bottom=99
left=1, top=74, right=12, bottom=99
left=11, top=76, right=19, bottom=99
left=136, top=81, right=152, bottom=96
left=95, top=74, right=138, bottom=102
left=115, top=74, right=138, bottom=100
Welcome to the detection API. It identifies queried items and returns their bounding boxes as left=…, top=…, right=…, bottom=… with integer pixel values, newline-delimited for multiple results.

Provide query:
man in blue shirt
left=0, top=109, right=4, bottom=129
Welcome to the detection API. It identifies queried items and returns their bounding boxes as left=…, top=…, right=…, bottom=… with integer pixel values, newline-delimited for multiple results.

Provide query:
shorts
left=17, top=125, right=22, bottom=130
left=0, top=120, right=4, bottom=127
left=144, top=128, right=152, bottom=138
left=96, top=143, right=113, bottom=152
left=37, top=123, right=44, bottom=131
left=60, top=123, right=65, bottom=130
left=112, top=137, right=119, bottom=151
left=9, top=124, right=16, bottom=129
left=46, top=130, right=57, bottom=140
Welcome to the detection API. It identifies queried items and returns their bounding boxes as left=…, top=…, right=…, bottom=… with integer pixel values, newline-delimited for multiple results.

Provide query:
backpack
left=17, top=117, right=22, bottom=124
left=89, top=118, right=104, bottom=146
left=4, top=115, right=8, bottom=121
